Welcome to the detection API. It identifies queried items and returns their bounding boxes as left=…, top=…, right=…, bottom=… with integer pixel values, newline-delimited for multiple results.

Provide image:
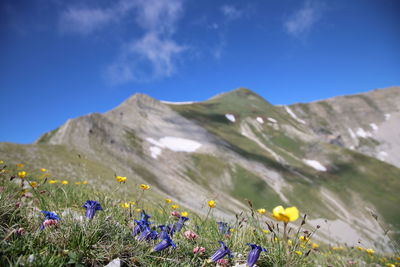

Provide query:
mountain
left=1, top=86, right=399, bottom=252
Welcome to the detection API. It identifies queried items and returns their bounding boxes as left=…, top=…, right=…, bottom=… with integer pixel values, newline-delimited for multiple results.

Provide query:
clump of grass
left=0, top=161, right=399, bottom=266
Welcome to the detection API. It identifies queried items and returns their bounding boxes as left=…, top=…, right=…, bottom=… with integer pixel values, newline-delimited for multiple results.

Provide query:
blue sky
left=1, top=0, right=399, bottom=144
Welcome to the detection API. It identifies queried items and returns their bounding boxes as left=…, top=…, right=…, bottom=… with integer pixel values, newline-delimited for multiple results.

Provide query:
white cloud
left=107, top=32, right=186, bottom=83
left=284, top=0, right=323, bottom=39
left=59, top=7, right=114, bottom=34
left=220, top=5, right=242, bottom=21
left=59, top=0, right=186, bottom=83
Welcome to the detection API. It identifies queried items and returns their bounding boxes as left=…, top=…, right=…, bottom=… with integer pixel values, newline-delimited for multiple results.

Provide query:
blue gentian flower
left=246, top=243, right=266, bottom=267
left=137, top=226, right=151, bottom=241
left=174, top=216, right=189, bottom=232
left=40, top=211, right=60, bottom=230
left=140, top=210, right=151, bottom=223
left=132, top=219, right=146, bottom=237
left=209, top=241, right=232, bottom=262
left=166, top=224, right=175, bottom=237
left=217, top=222, right=229, bottom=234
left=82, top=200, right=102, bottom=219
left=153, top=234, right=176, bottom=252
left=158, top=225, right=168, bottom=239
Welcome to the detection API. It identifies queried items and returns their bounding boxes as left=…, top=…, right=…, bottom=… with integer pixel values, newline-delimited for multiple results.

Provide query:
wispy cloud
left=284, top=0, right=323, bottom=39
left=59, top=7, right=114, bottom=35
left=59, top=0, right=186, bottom=83
left=220, top=5, right=242, bottom=21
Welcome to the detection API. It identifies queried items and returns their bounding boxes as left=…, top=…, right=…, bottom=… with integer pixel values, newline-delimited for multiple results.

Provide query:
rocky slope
left=1, top=86, right=399, bottom=252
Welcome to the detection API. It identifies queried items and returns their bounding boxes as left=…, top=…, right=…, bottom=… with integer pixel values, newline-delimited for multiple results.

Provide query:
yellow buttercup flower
left=40, top=168, right=47, bottom=172
left=366, top=248, right=375, bottom=255
left=29, top=181, right=38, bottom=188
left=116, top=176, right=127, bottom=183
left=135, top=208, right=141, bottom=213
left=208, top=200, right=215, bottom=208
left=61, top=180, right=69, bottom=185
left=120, top=202, right=129, bottom=208
left=312, top=243, right=319, bottom=249
left=18, top=171, right=27, bottom=179
left=48, top=180, right=57, bottom=184
left=288, top=240, right=293, bottom=246
left=181, top=211, right=188, bottom=217
left=16, top=163, right=24, bottom=169
left=356, top=246, right=363, bottom=251
left=272, top=205, right=299, bottom=223
left=82, top=181, right=88, bottom=184
left=257, top=208, right=266, bottom=215
left=75, top=181, right=81, bottom=185
left=171, top=204, right=179, bottom=210
left=229, top=228, right=235, bottom=233
left=299, top=236, right=309, bottom=242
left=165, top=198, right=172, bottom=204
left=262, top=229, right=270, bottom=234
left=295, top=251, right=302, bottom=256
left=140, top=184, right=150, bottom=190
left=385, top=264, right=395, bottom=267
left=129, top=201, right=136, bottom=205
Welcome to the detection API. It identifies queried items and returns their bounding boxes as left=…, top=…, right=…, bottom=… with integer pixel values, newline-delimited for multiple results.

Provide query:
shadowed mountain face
left=1, top=86, right=399, bottom=252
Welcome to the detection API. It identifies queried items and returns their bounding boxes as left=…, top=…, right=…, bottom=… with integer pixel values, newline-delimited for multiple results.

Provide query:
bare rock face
left=17, top=86, right=400, bottom=252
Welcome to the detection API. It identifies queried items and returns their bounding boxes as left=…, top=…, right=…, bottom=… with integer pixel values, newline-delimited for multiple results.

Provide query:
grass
left=1, top=161, right=400, bottom=267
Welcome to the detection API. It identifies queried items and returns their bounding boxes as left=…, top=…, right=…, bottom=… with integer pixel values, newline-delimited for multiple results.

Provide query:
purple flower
left=217, top=222, right=230, bottom=234
left=82, top=200, right=102, bottom=219
left=158, top=225, right=168, bottom=239
left=174, top=216, right=189, bottom=232
left=166, top=224, right=175, bottom=237
left=153, top=234, right=176, bottom=252
left=140, top=210, right=151, bottom=223
left=210, top=241, right=232, bottom=262
left=132, top=220, right=145, bottom=237
left=40, top=211, right=60, bottom=230
left=246, top=243, right=266, bottom=267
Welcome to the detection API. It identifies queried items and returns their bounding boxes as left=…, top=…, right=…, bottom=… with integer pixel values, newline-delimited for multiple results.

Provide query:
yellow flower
left=48, top=180, right=57, bottom=184
left=40, top=168, right=47, bottom=172
left=140, top=184, right=150, bottom=190
left=29, top=181, right=38, bottom=188
left=18, top=171, right=27, bottom=179
left=0, top=160, right=4, bottom=164
left=82, top=181, right=88, bottom=184
left=16, top=163, right=24, bottom=169
left=295, top=251, right=302, bottom=256
left=366, top=248, right=375, bottom=255
left=272, top=205, right=299, bottom=223
left=165, top=198, right=172, bottom=204
left=299, top=236, right=309, bottom=242
left=129, top=201, right=136, bottom=205
left=120, top=202, right=129, bottom=208
left=312, top=243, right=319, bottom=249
left=262, top=229, right=270, bottom=234
left=356, top=246, right=364, bottom=251
left=75, top=181, right=81, bottom=185
left=385, top=264, right=395, bottom=267
left=135, top=208, right=141, bottom=212
left=274, top=237, right=279, bottom=242
left=171, top=204, right=179, bottom=210
left=61, top=180, right=69, bottom=185
left=288, top=240, right=293, bottom=246
left=181, top=211, right=188, bottom=217
left=229, top=228, right=235, bottom=233
left=257, top=208, right=266, bottom=215
left=116, top=176, right=127, bottom=183
left=208, top=200, right=215, bottom=208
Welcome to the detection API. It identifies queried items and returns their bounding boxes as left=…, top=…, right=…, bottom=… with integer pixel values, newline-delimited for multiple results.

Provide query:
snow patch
left=225, top=114, right=236, bottom=122
left=267, top=117, right=277, bottom=123
left=149, top=146, right=162, bottom=159
left=356, top=128, right=372, bottom=138
left=348, top=128, right=356, bottom=140
left=160, top=101, right=195, bottom=105
left=384, top=113, right=391, bottom=120
left=146, top=137, right=202, bottom=157
left=303, top=159, right=327, bottom=172
left=256, top=117, right=264, bottom=124
left=377, top=151, right=388, bottom=161
left=369, top=123, right=378, bottom=131
left=284, top=106, right=306, bottom=124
